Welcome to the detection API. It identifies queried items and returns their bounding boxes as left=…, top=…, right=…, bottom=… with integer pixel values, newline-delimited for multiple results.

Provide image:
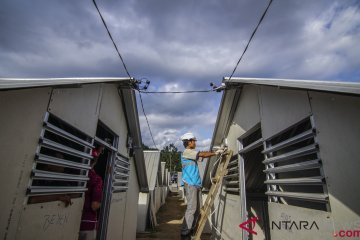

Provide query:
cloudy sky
left=1, top=0, right=359, bottom=150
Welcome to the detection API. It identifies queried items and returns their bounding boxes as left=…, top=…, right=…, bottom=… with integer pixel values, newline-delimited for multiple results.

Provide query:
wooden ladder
left=193, top=150, right=233, bottom=240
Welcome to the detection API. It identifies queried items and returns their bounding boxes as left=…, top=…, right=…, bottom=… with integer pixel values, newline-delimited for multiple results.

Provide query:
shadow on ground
left=136, top=192, right=211, bottom=240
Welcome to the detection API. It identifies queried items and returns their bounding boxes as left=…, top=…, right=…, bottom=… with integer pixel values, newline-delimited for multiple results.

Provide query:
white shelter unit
left=160, top=161, right=169, bottom=202
left=137, top=150, right=166, bottom=232
left=0, top=78, right=148, bottom=240
left=203, top=77, right=360, bottom=240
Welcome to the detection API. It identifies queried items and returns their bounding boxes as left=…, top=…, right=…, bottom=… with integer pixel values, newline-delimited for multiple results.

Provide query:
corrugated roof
left=224, top=77, right=360, bottom=95
left=144, top=150, right=161, bottom=191
left=0, top=77, right=132, bottom=90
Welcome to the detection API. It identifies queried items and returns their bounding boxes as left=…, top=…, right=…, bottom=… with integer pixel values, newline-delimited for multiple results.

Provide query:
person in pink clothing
left=79, top=147, right=104, bottom=240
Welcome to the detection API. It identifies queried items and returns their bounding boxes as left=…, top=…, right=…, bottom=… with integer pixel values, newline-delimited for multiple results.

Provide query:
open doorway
left=79, top=121, right=118, bottom=240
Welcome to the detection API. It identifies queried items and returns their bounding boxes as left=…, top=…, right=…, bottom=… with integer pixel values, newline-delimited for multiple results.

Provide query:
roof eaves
left=121, top=87, right=149, bottom=193
left=0, top=77, right=132, bottom=90
left=224, top=77, right=360, bottom=95
left=203, top=86, right=241, bottom=189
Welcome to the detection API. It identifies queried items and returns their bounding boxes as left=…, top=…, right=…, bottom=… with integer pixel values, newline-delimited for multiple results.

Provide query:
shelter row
left=0, top=78, right=162, bottom=240
left=203, top=77, right=360, bottom=240
left=137, top=150, right=169, bottom=232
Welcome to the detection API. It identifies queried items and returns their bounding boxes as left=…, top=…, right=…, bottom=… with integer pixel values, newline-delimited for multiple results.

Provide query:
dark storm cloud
left=0, top=1, right=95, bottom=52
left=0, top=0, right=359, bottom=148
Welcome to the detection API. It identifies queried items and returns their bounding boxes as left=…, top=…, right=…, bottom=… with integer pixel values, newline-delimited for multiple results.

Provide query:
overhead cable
left=138, top=93, right=158, bottom=149
left=228, top=0, right=274, bottom=80
left=92, top=0, right=132, bottom=78
left=136, top=81, right=226, bottom=93
left=92, top=0, right=158, bottom=149
left=138, top=89, right=214, bottom=94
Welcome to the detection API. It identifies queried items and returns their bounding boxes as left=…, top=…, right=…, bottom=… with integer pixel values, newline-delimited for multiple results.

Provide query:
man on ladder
left=180, top=132, right=224, bottom=239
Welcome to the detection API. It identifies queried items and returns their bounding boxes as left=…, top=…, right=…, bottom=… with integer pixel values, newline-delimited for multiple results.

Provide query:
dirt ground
left=136, top=192, right=211, bottom=240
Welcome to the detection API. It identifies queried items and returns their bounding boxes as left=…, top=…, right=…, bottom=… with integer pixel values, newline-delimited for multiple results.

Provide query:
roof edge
left=203, top=87, right=241, bottom=189
left=0, top=77, right=133, bottom=90
left=224, top=77, right=360, bottom=95
left=121, top=88, right=149, bottom=193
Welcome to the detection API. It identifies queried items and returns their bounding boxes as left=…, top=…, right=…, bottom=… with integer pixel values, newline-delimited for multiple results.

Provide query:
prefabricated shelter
left=203, top=77, right=360, bottom=240
left=0, top=78, right=148, bottom=240
left=177, top=172, right=185, bottom=199
left=160, top=161, right=169, bottom=202
left=137, top=150, right=165, bottom=232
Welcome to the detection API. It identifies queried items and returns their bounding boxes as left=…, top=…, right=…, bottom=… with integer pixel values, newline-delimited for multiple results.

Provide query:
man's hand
left=58, top=195, right=72, bottom=207
left=91, top=201, right=101, bottom=211
left=215, top=149, right=224, bottom=155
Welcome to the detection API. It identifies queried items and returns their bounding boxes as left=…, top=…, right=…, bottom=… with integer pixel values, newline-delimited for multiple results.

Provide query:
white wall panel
left=49, top=84, right=101, bottom=137
left=122, top=157, right=140, bottom=240
left=106, top=192, right=127, bottom=239
left=232, top=85, right=261, bottom=133
left=0, top=88, right=51, bottom=240
left=219, top=194, right=242, bottom=240
left=309, top=91, right=360, bottom=230
left=259, top=86, right=312, bottom=139
left=16, top=198, right=84, bottom=240
left=99, top=84, right=128, bottom=156
left=137, top=193, right=149, bottom=232
left=268, top=202, right=333, bottom=240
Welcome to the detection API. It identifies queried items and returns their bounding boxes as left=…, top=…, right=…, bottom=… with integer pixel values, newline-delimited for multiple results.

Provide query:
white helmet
left=180, top=132, right=197, bottom=141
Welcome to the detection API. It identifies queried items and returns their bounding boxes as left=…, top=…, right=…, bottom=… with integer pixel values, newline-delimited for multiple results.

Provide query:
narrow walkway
left=136, top=191, right=211, bottom=240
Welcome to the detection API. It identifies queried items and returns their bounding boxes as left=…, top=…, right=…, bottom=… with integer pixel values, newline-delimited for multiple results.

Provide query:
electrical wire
left=138, top=92, right=158, bottom=149
left=134, top=78, right=219, bottom=93
left=228, top=0, right=274, bottom=80
left=138, top=89, right=214, bottom=94
left=210, top=153, right=224, bottom=185
left=92, top=0, right=226, bottom=95
left=92, top=0, right=132, bottom=78
left=93, top=0, right=158, bottom=149
left=93, top=0, right=274, bottom=149
left=208, top=202, right=224, bottom=239
left=207, top=151, right=226, bottom=239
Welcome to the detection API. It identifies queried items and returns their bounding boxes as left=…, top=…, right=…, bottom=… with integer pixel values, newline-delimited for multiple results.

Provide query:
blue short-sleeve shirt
left=181, top=149, right=201, bottom=187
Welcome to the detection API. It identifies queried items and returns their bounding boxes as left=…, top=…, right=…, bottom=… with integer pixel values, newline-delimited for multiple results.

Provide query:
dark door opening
left=93, top=142, right=112, bottom=240
left=79, top=121, right=118, bottom=240
left=239, top=125, right=271, bottom=240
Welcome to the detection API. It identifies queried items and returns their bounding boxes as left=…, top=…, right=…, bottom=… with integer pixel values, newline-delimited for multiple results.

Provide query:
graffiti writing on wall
left=43, top=213, right=69, bottom=231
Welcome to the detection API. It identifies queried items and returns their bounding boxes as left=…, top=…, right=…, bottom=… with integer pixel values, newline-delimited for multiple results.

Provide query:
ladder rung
left=194, top=150, right=233, bottom=240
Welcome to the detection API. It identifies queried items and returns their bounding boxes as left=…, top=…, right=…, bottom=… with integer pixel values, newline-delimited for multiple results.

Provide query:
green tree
left=142, top=143, right=158, bottom=151
left=160, top=143, right=181, bottom=173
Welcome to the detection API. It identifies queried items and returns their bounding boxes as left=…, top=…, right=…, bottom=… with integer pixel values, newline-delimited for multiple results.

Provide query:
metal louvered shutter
left=27, top=112, right=93, bottom=198
left=112, top=153, right=130, bottom=193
